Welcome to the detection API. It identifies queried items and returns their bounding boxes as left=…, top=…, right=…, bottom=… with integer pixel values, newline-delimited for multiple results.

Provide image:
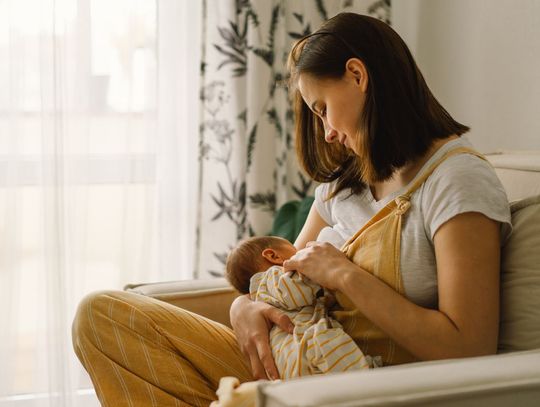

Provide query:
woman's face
left=297, top=61, right=367, bottom=155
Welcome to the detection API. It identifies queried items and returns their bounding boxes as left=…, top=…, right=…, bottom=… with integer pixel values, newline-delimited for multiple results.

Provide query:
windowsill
left=0, top=389, right=99, bottom=407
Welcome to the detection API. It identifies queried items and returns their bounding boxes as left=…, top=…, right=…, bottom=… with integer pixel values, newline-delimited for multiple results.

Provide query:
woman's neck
left=398, top=135, right=459, bottom=184
left=370, top=135, right=459, bottom=201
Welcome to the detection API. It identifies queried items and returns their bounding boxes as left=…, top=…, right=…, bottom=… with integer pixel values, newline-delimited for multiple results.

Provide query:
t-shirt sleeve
left=314, top=182, right=334, bottom=225
left=421, top=154, right=512, bottom=243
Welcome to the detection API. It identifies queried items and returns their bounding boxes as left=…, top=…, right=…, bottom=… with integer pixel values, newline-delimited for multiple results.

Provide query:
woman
left=233, top=12, right=512, bottom=380
left=72, top=13, right=511, bottom=406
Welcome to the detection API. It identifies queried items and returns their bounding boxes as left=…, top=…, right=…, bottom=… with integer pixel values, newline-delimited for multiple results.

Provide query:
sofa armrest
left=124, top=278, right=240, bottom=328
left=258, top=349, right=540, bottom=406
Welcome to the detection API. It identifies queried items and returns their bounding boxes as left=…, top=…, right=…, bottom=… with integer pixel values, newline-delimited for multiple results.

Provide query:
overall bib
left=333, top=146, right=485, bottom=365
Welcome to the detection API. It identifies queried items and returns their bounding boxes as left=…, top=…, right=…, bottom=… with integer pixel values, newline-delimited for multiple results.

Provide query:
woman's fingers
left=283, top=255, right=303, bottom=271
left=254, top=338, right=279, bottom=380
left=247, top=345, right=269, bottom=380
left=282, top=259, right=293, bottom=271
left=246, top=331, right=279, bottom=380
left=265, top=306, right=294, bottom=334
left=283, top=245, right=315, bottom=272
left=247, top=307, right=293, bottom=380
left=230, top=298, right=285, bottom=381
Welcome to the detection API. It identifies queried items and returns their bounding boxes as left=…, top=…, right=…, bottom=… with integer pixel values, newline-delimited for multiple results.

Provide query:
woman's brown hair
left=288, top=13, right=469, bottom=196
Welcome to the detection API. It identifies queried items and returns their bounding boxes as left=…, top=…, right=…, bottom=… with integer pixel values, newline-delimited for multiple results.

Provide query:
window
left=0, top=0, right=200, bottom=404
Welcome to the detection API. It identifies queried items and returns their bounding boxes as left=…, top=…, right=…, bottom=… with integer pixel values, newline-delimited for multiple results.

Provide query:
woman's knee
left=72, top=290, right=122, bottom=348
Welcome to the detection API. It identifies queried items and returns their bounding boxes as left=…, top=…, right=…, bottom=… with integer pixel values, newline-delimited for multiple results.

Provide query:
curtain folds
left=0, top=0, right=201, bottom=404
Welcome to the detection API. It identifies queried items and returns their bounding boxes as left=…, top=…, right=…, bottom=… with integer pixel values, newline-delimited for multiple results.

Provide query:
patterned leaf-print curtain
left=196, top=0, right=391, bottom=278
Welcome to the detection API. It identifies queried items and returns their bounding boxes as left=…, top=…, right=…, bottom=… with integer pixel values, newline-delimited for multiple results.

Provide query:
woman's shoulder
left=418, top=145, right=512, bottom=241
left=433, top=150, right=495, bottom=179
left=419, top=137, right=500, bottom=191
left=314, top=180, right=370, bottom=228
left=315, top=180, right=364, bottom=202
left=314, top=180, right=339, bottom=199
left=426, top=149, right=502, bottom=192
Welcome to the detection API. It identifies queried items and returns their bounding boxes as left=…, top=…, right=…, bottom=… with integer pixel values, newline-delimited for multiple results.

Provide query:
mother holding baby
left=72, top=13, right=511, bottom=406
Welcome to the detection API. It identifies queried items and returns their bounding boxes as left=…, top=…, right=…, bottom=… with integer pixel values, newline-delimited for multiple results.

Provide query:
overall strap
left=402, top=146, right=486, bottom=198
left=341, top=147, right=485, bottom=249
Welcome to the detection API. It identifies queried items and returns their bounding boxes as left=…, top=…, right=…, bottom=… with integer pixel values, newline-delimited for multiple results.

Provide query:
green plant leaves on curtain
left=197, top=0, right=391, bottom=278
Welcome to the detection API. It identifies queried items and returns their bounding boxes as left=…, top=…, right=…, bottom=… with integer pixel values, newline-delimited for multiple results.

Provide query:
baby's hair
left=226, top=236, right=291, bottom=294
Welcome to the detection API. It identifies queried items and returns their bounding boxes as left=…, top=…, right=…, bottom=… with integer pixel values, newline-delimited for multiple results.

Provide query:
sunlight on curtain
left=0, top=0, right=201, bottom=405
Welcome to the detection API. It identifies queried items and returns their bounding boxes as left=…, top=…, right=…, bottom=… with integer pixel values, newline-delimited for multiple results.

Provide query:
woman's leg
left=72, top=290, right=253, bottom=407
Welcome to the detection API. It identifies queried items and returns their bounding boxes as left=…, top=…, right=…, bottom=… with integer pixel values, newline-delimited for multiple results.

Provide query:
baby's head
left=226, top=236, right=297, bottom=294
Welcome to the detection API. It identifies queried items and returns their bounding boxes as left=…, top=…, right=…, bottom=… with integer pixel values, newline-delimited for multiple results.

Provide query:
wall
left=393, top=0, right=540, bottom=152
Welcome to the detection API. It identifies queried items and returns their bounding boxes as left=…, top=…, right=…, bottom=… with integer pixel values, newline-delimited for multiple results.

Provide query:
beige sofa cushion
left=498, top=195, right=540, bottom=352
left=124, top=278, right=239, bottom=328
left=486, top=151, right=540, bottom=201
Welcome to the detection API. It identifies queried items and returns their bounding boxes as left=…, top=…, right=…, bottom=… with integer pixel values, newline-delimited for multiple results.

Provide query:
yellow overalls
left=335, top=146, right=484, bottom=365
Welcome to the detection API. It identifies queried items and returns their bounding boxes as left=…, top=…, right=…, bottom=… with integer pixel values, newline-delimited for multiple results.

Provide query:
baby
left=226, top=236, right=375, bottom=379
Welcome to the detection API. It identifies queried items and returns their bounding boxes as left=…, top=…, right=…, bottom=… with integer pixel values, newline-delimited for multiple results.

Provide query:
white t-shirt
left=314, top=137, right=512, bottom=309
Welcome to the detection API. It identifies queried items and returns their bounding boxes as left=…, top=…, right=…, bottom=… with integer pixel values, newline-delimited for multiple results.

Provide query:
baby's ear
left=262, top=248, right=282, bottom=265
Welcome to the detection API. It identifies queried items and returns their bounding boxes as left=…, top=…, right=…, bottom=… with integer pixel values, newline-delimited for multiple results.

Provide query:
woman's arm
left=285, top=212, right=501, bottom=360
left=294, top=203, right=329, bottom=250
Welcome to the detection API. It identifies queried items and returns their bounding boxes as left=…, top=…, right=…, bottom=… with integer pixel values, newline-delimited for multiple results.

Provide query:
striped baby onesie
left=249, top=266, right=373, bottom=379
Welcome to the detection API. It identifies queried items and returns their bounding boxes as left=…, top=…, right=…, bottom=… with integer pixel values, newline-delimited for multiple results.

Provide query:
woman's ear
left=261, top=248, right=284, bottom=265
left=345, top=58, right=368, bottom=93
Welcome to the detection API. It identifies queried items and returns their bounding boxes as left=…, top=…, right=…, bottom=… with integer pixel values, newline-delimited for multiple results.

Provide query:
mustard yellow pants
left=72, top=291, right=253, bottom=406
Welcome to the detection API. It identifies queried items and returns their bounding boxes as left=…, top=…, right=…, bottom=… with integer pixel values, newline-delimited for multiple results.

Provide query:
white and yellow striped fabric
left=249, top=266, right=372, bottom=379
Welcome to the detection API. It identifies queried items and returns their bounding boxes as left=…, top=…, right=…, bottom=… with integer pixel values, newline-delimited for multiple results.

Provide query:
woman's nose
left=324, top=127, right=338, bottom=143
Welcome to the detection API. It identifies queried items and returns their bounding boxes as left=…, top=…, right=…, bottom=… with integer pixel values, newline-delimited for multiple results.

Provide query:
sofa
left=125, top=150, right=540, bottom=406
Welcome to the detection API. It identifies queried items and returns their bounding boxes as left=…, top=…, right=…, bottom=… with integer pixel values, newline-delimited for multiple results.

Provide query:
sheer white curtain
left=0, top=0, right=201, bottom=405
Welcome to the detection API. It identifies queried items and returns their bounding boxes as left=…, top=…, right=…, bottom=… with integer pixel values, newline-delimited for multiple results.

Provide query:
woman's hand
left=230, top=295, right=294, bottom=380
left=283, top=241, right=357, bottom=290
